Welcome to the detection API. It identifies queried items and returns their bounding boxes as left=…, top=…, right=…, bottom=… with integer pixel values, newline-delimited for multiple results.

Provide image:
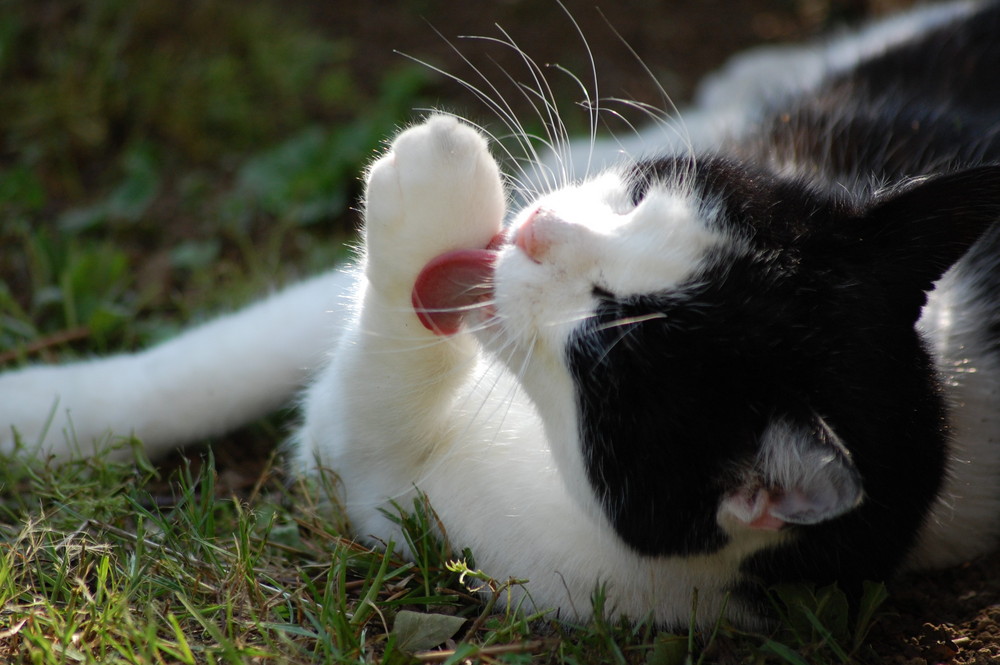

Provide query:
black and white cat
left=3, top=0, right=1000, bottom=629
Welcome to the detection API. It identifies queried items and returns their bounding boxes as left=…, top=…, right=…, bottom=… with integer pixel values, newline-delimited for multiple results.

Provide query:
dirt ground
left=225, top=1, right=1000, bottom=661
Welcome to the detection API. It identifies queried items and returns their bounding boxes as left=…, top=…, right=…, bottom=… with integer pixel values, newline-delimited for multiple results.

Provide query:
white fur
left=0, top=271, right=348, bottom=459
left=292, top=116, right=779, bottom=626
left=911, top=266, right=1000, bottom=568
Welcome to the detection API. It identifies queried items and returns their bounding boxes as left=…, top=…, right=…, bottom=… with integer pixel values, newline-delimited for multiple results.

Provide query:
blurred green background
left=0, top=0, right=901, bottom=365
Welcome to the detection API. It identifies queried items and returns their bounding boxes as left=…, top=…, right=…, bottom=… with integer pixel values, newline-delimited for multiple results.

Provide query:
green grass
left=0, top=1, right=890, bottom=662
left=0, top=443, right=889, bottom=664
left=0, top=0, right=426, bottom=358
left=0, top=446, right=469, bottom=663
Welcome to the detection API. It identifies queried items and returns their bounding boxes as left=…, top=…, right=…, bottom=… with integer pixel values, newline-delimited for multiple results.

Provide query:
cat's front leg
left=293, top=116, right=505, bottom=479
left=363, top=115, right=505, bottom=321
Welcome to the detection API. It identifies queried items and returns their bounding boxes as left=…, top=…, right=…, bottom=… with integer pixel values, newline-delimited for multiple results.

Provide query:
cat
left=2, top=0, right=1000, bottom=629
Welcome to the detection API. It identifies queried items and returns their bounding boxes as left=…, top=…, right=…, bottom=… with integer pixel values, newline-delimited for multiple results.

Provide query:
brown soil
left=875, top=554, right=1000, bottom=664
left=206, top=1, right=1000, bottom=661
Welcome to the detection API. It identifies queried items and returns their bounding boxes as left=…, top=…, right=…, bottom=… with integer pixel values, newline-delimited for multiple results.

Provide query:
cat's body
left=3, top=0, right=1000, bottom=628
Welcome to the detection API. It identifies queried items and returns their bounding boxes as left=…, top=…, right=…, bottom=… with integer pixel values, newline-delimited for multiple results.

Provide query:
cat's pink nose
left=515, top=207, right=563, bottom=263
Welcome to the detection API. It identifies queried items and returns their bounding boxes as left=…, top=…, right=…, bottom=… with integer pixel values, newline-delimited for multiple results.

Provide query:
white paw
left=363, top=115, right=505, bottom=296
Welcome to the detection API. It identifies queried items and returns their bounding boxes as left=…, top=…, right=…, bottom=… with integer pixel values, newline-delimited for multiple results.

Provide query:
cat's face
left=477, top=157, right=998, bottom=559
left=482, top=157, right=864, bottom=556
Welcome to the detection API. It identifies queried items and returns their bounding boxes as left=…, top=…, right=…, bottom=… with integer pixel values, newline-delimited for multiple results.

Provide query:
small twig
left=414, top=639, right=557, bottom=662
left=0, top=326, right=91, bottom=364
left=0, top=618, right=28, bottom=640
left=81, top=518, right=199, bottom=565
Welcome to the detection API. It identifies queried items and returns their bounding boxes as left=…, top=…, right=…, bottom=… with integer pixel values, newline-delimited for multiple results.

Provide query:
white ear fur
left=720, top=416, right=864, bottom=531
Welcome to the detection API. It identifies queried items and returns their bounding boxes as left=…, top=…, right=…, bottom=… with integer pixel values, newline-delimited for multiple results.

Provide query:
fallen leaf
left=392, top=610, right=466, bottom=653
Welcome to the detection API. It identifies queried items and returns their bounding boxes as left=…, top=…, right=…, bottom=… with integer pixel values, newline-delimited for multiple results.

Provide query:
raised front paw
left=363, top=115, right=505, bottom=298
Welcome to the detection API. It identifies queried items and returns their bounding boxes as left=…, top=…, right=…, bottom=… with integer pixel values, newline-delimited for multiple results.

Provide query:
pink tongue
left=412, top=249, right=498, bottom=335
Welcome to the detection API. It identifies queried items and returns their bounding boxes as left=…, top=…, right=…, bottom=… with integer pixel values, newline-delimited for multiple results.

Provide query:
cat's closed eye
left=591, top=285, right=616, bottom=301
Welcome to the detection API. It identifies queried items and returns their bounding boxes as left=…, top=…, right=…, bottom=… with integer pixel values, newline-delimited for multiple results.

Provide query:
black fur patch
left=567, top=1, right=1000, bottom=596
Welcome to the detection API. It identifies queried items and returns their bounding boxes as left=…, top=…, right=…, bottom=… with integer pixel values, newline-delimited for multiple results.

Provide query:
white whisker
left=594, top=6, right=695, bottom=165
left=460, top=32, right=567, bottom=195
left=556, top=0, right=600, bottom=183
left=593, top=312, right=667, bottom=333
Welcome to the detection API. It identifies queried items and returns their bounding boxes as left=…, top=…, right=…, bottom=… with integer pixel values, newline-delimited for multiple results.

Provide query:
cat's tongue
left=412, top=239, right=501, bottom=335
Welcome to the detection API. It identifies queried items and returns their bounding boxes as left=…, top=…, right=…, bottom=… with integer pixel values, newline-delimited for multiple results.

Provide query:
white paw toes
left=363, top=115, right=505, bottom=295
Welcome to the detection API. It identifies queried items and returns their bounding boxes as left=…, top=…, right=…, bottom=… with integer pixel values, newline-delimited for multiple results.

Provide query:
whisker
left=594, top=7, right=695, bottom=165
left=593, top=312, right=667, bottom=333
left=556, top=0, right=600, bottom=183
left=394, top=47, right=529, bottom=162
left=592, top=327, right=636, bottom=368
left=460, top=32, right=567, bottom=195
left=465, top=339, right=527, bottom=434
left=451, top=28, right=572, bottom=196
left=358, top=330, right=465, bottom=355
left=403, top=45, right=555, bottom=202
left=414, top=301, right=494, bottom=315
left=407, top=106, right=547, bottom=205
left=540, top=310, right=599, bottom=330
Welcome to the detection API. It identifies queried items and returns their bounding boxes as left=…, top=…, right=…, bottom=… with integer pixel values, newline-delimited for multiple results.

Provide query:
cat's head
left=418, top=156, right=1000, bottom=561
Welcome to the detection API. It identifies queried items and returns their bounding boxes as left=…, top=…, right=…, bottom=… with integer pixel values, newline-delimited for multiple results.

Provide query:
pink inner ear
left=412, top=249, right=498, bottom=335
left=721, top=488, right=788, bottom=532
left=747, top=507, right=787, bottom=532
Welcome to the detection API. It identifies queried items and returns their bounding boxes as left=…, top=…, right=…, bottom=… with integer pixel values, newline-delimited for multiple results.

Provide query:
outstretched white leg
left=0, top=271, right=350, bottom=461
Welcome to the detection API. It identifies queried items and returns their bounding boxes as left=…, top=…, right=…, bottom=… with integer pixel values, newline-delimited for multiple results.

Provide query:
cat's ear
left=719, top=414, right=863, bottom=532
left=846, top=165, right=1000, bottom=320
